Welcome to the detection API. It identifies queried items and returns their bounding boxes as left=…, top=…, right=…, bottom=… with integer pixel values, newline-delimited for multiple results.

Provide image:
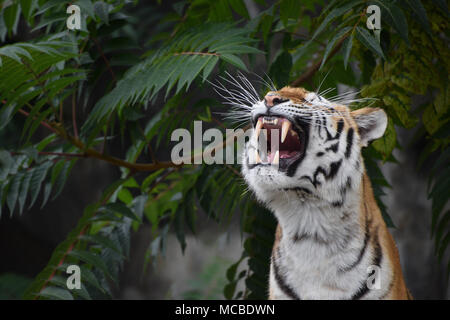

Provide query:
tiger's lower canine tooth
left=272, top=150, right=279, bottom=165
left=281, top=120, right=291, bottom=143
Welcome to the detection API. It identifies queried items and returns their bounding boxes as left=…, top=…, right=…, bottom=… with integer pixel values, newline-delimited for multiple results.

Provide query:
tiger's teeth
left=272, top=150, right=279, bottom=165
left=254, top=119, right=263, bottom=140
left=281, top=121, right=291, bottom=143
left=255, top=150, right=261, bottom=164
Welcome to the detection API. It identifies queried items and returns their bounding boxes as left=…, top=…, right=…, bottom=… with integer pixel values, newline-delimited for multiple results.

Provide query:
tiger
left=240, top=86, right=411, bottom=300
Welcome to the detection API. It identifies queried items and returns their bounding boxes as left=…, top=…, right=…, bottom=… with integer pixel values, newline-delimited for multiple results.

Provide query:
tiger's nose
left=264, top=94, right=286, bottom=107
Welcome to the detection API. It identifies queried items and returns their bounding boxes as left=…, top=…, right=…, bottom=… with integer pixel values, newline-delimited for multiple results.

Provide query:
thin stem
left=18, top=109, right=59, bottom=134
left=93, top=37, right=117, bottom=83
left=11, top=151, right=86, bottom=158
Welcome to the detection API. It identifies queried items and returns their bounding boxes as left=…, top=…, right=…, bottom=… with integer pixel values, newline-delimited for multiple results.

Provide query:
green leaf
left=228, top=0, right=249, bottom=19
left=0, top=150, right=13, bottom=180
left=202, top=56, right=219, bottom=80
left=310, top=1, right=364, bottom=42
left=18, top=169, right=33, bottom=215
left=80, top=234, right=123, bottom=256
left=103, top=202, right=141, bottom=222
left=73, top=283, right=92, bottom=300
left=342, top=32, right=354, bottom=69
left=20, top=0, right=37, bottom=22
left=280, top=0, right=302, bottom=26
left=81, top=24, right=259, bottom=140
left=355, top=26, right=385, bottom=60
left=28, top=162, right=52, bottom=209
left=6, top=172, right=24, bottom=216
left=268, top=51, right=292, bottom=88
left=438, top=232, right=450, bottom=261
left=259, top=14, right=273, bottom=44
left=78, top=266, right=106, bottom=294
left=319, top=26, right=351, bottom=70
left=141, top=169, right=164, bottom=191
left=220, top=53, right=247, bottom=71
left=51, top=159, right=76, bottom=200
left=41, top=181, right=53, bottom=209
left=75, top=0, right=96, bottom=19
left=117, top=187, right=133, bottom=205
left=373, top=0, right=409, bottom=44
left=435, top=210, right=450, bottom=251
left=3, top=3, right=20, bottom=35
left=38, top=286, right=74, bottom=300
left=68, top=250, right=113, bottom=281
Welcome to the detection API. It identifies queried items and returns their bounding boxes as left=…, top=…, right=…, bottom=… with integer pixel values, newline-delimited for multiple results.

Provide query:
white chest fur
left=268, top=194, right=393, bottom=300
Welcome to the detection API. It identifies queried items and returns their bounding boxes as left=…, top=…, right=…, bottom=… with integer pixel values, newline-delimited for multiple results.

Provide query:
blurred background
left=0, top=0, right=448, bottom=300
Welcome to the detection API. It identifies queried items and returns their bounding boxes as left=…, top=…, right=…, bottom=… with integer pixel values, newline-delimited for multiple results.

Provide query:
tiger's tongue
left=267, top=150, right=299, bottom=162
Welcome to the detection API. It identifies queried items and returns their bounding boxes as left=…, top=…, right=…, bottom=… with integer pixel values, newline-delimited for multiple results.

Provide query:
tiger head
left=242, top=86, right=387, bottom=208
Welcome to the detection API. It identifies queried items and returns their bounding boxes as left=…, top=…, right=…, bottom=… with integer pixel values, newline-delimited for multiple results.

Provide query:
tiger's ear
left=350, top=108, right=387, bottom=147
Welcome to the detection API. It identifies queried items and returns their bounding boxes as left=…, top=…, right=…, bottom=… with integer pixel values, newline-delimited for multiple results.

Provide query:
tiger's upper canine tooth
left=281, top=120, right=292, bottom=143
left=254, top=119, right=263, bottom=140
left=272, top=150, right=279, bottom=165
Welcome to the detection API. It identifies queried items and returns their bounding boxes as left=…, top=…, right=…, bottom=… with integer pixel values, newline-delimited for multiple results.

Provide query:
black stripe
left=339, top=177, right=352, bottom=198
left=341, top=177, right=352, bottom=195
left=325, top=142, right=339, bottom=153
left=332, top=201, right=343, bottom=207
left=351, top=279, right=370, bottom=300
left=309, top=159, right=343, bottom=188
left=351, top=230, right=383, bottom=300
left=293, top=232, right=328, bottom=245
left=326, top=119, right=344, bottom=141
left=312, top=167, right=326, bottom=187
left=327, top=159, right=342, bottom=180
left=283, top=187, right=312, bottom=194
left=339, top=217, right=370, bottom=273
left=372, top=231, right=383, bottom=267
left=317, top=117, right=324, bottom=139
left=345, top=128, right=354, bottom=158
left=272, top=250, right=301, bottom=300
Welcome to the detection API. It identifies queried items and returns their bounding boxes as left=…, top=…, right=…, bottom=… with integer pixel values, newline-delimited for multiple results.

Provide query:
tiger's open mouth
left=252, top=115, right=307, bottom=171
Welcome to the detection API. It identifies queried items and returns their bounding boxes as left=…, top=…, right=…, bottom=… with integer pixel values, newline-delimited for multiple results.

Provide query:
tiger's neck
left=267, top=172, right=368, bottom=251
